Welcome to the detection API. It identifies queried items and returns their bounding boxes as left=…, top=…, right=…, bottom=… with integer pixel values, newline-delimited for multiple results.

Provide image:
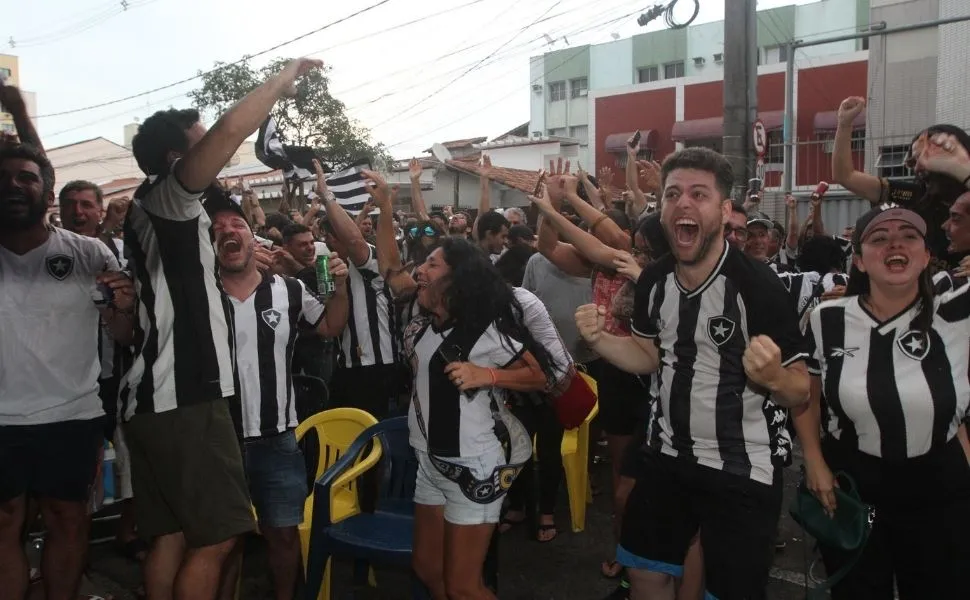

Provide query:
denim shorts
left=413, top=446, right=513, bottom=526
left=243, top=430, right=308, bottom=529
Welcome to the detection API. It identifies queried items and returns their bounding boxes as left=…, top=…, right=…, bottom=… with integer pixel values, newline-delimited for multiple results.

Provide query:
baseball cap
left=203, top=187, right=249, bottom=226
left=746, top=211, right=774, bottom=229
left=851, top=203, right=926, bottom=251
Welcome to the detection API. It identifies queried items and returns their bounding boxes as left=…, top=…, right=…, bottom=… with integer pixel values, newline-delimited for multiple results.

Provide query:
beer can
left=315, top=255, right=336, bottom=296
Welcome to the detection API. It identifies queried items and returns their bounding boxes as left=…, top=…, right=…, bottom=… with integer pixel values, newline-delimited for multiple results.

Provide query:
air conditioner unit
left=578, top=89, right=588, bottom=97
left=531, top=83, right=542, bottom=93
left=693, top=56, right=706, bottom=66
left=713, top=52, right=723, bottom=64
left=532, top=131, right=543, bottom=138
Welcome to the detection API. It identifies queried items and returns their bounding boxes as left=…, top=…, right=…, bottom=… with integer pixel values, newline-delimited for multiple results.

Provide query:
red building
left=591, top=56, right=869, bottom=192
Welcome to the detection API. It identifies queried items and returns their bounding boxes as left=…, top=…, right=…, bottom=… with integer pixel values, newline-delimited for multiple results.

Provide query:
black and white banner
left=325, top=159, right=372, bottom=215
left=255, top=116, right=315, bottom=181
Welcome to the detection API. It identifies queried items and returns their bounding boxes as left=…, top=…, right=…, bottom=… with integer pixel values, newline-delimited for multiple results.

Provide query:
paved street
left=81, top=445, right=823, bottom=600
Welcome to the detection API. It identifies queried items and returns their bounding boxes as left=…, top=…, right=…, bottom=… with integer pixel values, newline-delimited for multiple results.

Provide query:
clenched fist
left=576, top=304, right=607, bottom=345
left=743, top=335, right=785, bottom=390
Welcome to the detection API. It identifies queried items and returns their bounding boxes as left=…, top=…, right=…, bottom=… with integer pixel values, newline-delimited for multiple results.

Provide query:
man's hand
left=916, top=132, right=970, bottom=183
left=785, top=194, right=796, bottom=210
left=408, top=158, right=423, bottom=181
left=272, top=248, right=303, bottom=276
left=0, top=80, right=26, bottom=112
left=254, top=245, right=274, bottom=273
left=312, top=159, right=333, bottom=200
left=598, top=166, right=614, bottom=191
left=562, top=172, right=580, bottom=199
left=636, top=160, right=663, bottom=197
left=837, top=96, right=865, bottom=128
left=328, top=253, right=349, bottom=291
left=575, top=303, right=607, bottom=345
left=528, top=183, right=555, bottom=214
left=546, top=157, right=570, bottom=209
left=278, top=57, right=324, bottom=97
left=743, top=335, right=787, bottom=391
left=97, top=271, right=135, bottom=311
left=613, top=252, right=642, bottom=282
left=481, top=154, right=494, bottom=180
left=361, top=168, right=391, bottom=208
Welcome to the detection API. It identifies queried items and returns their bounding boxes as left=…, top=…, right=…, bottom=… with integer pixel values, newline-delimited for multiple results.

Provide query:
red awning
left=813, top=110, right=865, bottom=133
left=670, top=110, right=786, bottom=141
left=605, top=130, right=658, bottom=154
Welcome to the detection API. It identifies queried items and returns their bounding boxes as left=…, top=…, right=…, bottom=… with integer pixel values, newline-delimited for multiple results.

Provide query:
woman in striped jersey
left=792, top=203, right=970, bottom=599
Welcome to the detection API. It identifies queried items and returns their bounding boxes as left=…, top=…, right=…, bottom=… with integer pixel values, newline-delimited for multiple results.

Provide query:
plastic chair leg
left=298, top=523, right=311, bottom=573
left=321, top=557, right=332, bottom=600
left=562, top=455, right=586, bottom=532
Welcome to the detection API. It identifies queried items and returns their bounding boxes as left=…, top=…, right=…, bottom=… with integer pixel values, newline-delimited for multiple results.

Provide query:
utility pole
left=722, top=0, right=759, bottom=199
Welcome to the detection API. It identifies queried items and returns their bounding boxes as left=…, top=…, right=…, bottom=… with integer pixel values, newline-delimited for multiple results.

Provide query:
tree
left=189, top=57, right=392, bottom=169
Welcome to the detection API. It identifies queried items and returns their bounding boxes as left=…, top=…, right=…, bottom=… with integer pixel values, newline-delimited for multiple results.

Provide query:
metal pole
left=782, top=42, right=796, bottom=195
left=793, top=13, right=970, bottom=50
left=722, top=0, right=759, bottom=199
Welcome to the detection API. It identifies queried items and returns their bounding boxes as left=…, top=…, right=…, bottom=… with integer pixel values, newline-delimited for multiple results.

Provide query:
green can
left=315, top=255, right=336, bottom=296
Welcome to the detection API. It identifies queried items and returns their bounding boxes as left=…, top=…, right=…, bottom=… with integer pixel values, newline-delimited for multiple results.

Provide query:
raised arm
left=533, top=184, right=626, bottom=269
left=810, top=193, right=826, bottom=237
left=176, top=58, right=322, bottom=193
left=576, top=304, right=659, bottom=374
left=563, top=173, right=631, bottom=252
left=624, top=139, right=647, bottom=212
left=313, top=159, right=370, bottom=267
left=832, top=97, right=881, bottom=202
left=0, top=82, right=43, bottom=152
left=597, top=166, right=615, bottom=210
left=472, top=155, right=493, bottom=242
left=536, top=170, right=594, bottom=278
left=314, top=256, right=350, bottom=338
left=784, top=194, right=800, bottom=251
left=578, top=166, right=604, bottom=211
left=363, top=169, right=416, bottom=297
left=408, top=158, right=430, bottom=221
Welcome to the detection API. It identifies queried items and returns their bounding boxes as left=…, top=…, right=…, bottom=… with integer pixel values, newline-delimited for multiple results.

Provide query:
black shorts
left=618, top=451, right=782, bottom=600
left=0, top=417, right=104, bottom=503
left=98, top=377, right=120, bottom=441
left=589, top=360, right=649, bottom=436
left=329, top=363, right=403, bottom=419
left=619, top=424, right=649, bottom=478
left=124, top=399, right=256, bottom=548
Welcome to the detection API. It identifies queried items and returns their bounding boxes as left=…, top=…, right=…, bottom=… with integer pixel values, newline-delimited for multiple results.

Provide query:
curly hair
left=438, top=237, right=560, bottom=382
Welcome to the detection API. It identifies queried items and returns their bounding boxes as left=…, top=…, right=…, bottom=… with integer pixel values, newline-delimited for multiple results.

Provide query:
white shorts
left=413, top=446, right=511, bottom=526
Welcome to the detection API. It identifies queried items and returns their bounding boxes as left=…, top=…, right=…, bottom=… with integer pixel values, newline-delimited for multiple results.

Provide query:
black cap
left=746, top=211, right=773, bottom=229
left=203, top=186, right=249, bottom=226
left=851, top=203, right=926, bottom=251
left=508, top=224, right=536, bottom=244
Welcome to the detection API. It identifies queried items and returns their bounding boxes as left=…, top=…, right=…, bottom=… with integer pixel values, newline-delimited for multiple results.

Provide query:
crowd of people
left=2, top=55, right=970, bottom=600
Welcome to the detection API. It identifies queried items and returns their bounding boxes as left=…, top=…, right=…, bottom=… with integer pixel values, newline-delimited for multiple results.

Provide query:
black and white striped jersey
left=933, top=270, right=968, bottom=294
left=120, top=168, right=236, bottom=420
left=228, top=274, right=326, bottom=438
left=806, top=285, right=970, bottom=459
left=97, top=238, right=133, bottom=383
left=633, top=242, right=808, bottom=485
left=777, top=271, right=850, bottom=330
left=338, top=245, right=395, bottom=368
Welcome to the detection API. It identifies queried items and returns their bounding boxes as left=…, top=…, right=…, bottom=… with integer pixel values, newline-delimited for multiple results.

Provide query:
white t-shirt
left=512, top=287, right=573, bottom=386
left=0, top=228, right=120, bottom=425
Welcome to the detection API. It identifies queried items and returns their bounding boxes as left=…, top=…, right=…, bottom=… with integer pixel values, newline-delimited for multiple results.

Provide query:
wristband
left=590, top=214, right=609, bottom=232
left=488, top=368, right=498, bottom=387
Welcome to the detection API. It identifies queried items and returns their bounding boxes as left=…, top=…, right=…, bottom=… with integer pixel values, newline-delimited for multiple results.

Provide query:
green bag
left=789, top=470, right=875, bottom=599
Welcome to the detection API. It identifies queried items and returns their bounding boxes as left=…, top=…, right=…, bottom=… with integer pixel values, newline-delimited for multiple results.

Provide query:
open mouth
left=219, top=238, right=242, bottom=254
left=885, top=253, right=909, bottom=273
left=673, top=218, right=700, bottom=247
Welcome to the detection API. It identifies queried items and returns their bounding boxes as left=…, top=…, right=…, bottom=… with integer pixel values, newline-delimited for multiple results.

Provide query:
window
left=638, top=66, right=659, bottom=83
left=549, top=81, right=566, bottom=102
left=851, top=129, right=866, bottom=152
left=766, top=130, right=784, bottom=164
left=663, top=61, right=685, bottom=79
left=713, top=52, right=723, bottom=63
left=762, top=45, right=789, bottom=65
left=569, top=125, right=588, bottom=142
left=547, top=127, right=566, bottom=137
left=876, top=144, right=909, bottom=178
left=569, top=77, right=588, bottom=99
left=0, top=67, right=10, bottom=80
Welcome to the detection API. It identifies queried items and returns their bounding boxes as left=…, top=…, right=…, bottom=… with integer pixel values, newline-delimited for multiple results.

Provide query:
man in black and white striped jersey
left=311, top=159, right=401, bottom=420
left=119, top=58, right=323, bottom=598
left=577, top=148, right=810, bottom=600
left=208, top=198, right=349, bottom=600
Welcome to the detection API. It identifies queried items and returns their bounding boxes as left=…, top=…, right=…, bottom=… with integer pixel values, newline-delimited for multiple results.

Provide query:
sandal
left=601, top=559, right=623, bottom=578
left=497, top=513, right=526, bottom=534
left=536, top=523, right=558, bottom=543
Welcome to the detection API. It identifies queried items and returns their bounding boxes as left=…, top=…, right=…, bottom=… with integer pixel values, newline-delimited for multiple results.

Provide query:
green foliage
left=189, top=57, right=392, bottom=169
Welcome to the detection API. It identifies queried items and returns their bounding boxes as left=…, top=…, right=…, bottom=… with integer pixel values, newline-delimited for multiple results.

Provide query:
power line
left=6, top=0, right=157, bottom=48
left=31, top=0, right=396, bottom=119
left=370, top=0, right=566, bottom=129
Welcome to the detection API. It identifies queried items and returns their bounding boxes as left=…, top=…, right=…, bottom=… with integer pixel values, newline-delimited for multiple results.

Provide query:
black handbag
left=789, top=469, right=875, bottom=598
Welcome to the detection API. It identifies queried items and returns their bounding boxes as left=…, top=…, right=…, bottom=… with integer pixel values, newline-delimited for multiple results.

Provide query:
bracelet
left=488, top=368, right=498, bottom=387
left=589, top=214, right=609, bottom=232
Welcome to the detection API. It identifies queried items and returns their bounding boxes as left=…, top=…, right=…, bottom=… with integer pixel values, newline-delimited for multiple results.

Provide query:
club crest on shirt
left=707, top=316, right=736, bottom=347
left=261, top=308, right=282, bottom=330
left=45, top=254, right=74, bottom=281
left=896, top=330, right=930, bottom=361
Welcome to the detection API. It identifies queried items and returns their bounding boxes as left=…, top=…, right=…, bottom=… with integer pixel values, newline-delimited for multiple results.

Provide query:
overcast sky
left=4, top=0, right=813, bottom=158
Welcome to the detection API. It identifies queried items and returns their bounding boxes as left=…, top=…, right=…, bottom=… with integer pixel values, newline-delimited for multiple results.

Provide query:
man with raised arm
left=120, top=58, right=322, bottom=600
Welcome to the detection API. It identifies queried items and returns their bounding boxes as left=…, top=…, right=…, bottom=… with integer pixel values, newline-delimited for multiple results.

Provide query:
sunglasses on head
left=408, top=225, right=437, bottom=238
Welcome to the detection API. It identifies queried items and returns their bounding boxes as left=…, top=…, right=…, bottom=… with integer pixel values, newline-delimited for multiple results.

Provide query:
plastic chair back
left=561, top=372, right=599, bottom=533
left=374, top=417, right=418, bottom=514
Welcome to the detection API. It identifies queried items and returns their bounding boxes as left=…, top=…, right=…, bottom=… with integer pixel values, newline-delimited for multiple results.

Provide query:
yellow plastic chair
left=561, top=373, right=600, bottom=533
left=295, top=408, right=381, bottom=574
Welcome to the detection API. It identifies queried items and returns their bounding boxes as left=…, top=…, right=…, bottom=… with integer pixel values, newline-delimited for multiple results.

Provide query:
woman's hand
left=444, top=362, right=492, bottom=392
left=805, top=459, right=839, bottom=517
left=613, top=251, right=642, bottom=282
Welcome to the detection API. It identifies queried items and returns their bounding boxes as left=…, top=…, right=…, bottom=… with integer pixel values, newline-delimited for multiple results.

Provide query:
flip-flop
left=536, top=523, right=558, bottom=543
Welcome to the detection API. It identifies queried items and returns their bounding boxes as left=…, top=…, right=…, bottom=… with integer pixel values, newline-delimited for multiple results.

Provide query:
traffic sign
left=756, top=158, right=766, bottom=179
left=753, top=119, right=767, bottom=157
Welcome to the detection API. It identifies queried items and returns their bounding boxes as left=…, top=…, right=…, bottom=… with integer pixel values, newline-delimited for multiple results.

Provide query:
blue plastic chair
left=304, top=416, right=429, bottom=600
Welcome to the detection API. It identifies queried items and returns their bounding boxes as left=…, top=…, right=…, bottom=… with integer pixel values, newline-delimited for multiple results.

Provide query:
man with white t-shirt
left=0, top=144, right=135, bottom=600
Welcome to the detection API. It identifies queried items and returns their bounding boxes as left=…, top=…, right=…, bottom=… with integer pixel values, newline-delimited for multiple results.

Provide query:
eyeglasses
left=408, top=225, right=437, bottom=238
left=724, top=225, right=749, bottom=241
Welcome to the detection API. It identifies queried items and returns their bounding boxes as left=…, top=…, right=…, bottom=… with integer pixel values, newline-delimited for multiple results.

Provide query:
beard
left=0, top=192, right=48, bottom=233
